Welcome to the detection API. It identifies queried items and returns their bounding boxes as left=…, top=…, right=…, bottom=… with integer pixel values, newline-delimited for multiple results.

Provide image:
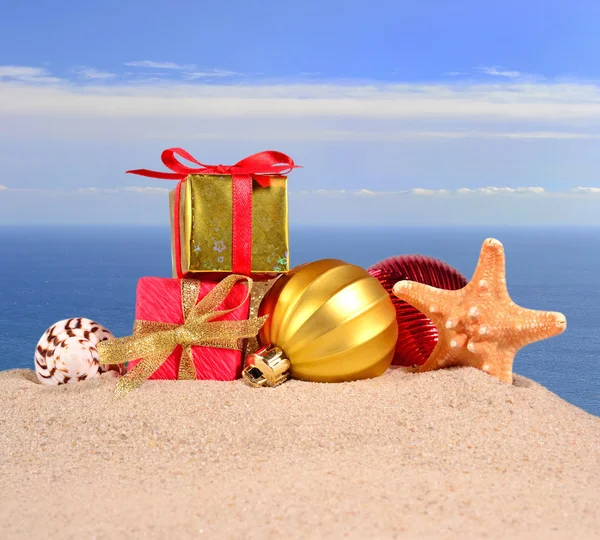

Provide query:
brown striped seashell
left=34, top=318, right=125, bottom=385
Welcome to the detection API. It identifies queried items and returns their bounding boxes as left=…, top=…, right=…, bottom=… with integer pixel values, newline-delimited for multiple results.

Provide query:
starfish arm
left=482, top=347, right=517, bottom=384
left=468, top=341, right=516, bottom=384
left=416, top=339, right=453, bottom=372
left=470, top=238, right=509, bottom=297
left=392, top=280, right=458, bottom=327
left=506, top=306, right=567, bottom=348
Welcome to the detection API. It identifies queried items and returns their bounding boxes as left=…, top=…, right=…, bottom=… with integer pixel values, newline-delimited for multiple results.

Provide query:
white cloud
left=516, top=186, right=545, bottom=194
left=5, top=78, right=600, bottom=122
left=457, top=186, right=545, bottom=195
left=133, top=129, right=600, bottom=142
left=299, top=187, right=600, bottom=197
left=571, top=187, right=600, bottom=194
left=0, top=65, right=61, bottom=84
left=0, top=186, right=168, bottom=194
left=478, top=66, right=522, bottom=78
left=184, top=69, right=245, bottom=79
left=260, top=130, right=600, bottom=142
left=0, top=66, right=44, bottom=78
left=491, top=131, right=600, bottom=140
left=124, top=72, right=169, bottom=77
left=306, top=189, right=347, bottom=197
left=353, top=189, right=408, bottom=196
left=120, top=186, right=169, bottom=193
left=75, top=186, right=169, bottom=195
left=124, top=60, right=195, bottom=70
left=3, top=64, right=600, bottom=128
left=72, top=67, right=116, bottom=80
left=411, top=188, right=450, bottom=196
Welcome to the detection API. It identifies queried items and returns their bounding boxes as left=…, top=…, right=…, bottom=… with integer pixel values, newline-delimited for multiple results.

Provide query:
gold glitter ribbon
left=97, top=275, right=268, bottom=398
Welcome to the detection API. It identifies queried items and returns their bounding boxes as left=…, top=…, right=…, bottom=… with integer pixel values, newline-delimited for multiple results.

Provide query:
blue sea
left=1, top=225, right=598, bottom=416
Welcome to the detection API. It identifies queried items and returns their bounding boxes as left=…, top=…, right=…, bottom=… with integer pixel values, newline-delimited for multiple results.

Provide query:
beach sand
left=1, top=367, right=598, bottom=539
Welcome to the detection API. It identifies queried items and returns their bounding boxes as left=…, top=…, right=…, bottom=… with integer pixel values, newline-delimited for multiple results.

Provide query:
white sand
left=1, top=367, right=598, bottom=539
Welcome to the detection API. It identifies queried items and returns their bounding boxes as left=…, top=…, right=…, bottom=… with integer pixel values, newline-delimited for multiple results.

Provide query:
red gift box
left=127, top=276, right=250, bottom=380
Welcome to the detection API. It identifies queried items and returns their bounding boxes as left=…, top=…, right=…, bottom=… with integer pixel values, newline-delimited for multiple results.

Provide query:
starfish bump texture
left=392, top=238, right=567, bottom=384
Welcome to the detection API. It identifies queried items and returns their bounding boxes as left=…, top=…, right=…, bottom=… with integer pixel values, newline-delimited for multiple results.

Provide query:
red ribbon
left=127, top=148, right=298, bottom=276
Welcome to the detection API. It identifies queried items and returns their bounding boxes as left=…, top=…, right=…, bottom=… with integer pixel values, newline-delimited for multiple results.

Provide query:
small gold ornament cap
left=242, top=345, right=291, bottom=388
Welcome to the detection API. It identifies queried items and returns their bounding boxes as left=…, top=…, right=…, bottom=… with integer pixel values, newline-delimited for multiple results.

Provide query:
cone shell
left=259, top=259, right=398, bottom=382
left=34, top=318, right=125, bottom=385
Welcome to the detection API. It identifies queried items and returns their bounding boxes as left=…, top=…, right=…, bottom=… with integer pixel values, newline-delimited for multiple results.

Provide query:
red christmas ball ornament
left=368, top=255, right=467, bottom=367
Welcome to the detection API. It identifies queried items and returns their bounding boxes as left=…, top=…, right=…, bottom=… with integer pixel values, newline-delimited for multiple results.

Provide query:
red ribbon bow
left=127, top=148, right=299, bottom=276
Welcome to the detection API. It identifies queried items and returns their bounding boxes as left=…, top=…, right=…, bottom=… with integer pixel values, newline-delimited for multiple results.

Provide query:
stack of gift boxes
left=97, top=148, right=299, bottom=396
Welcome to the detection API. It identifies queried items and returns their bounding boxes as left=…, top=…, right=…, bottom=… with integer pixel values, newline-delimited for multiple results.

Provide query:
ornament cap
left=242, top=345, right=291, bottom=387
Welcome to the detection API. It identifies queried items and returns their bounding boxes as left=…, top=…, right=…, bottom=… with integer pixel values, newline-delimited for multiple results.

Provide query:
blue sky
left=1, top=0, right=600, bottom=225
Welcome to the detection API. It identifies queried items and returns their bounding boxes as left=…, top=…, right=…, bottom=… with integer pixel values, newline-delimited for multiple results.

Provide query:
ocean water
left=0, top=225, right=598, bottom=416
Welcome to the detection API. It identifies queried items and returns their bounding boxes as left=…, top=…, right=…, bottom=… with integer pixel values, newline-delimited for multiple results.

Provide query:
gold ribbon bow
left=97, top=275, right=268, bottom=398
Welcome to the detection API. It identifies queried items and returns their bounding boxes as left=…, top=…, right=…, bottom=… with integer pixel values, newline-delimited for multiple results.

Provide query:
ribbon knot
left=173, top=326, right=194, bottom=346
left=127, top=148, right=299, bottom=183
left=97, top=275, right=268, bottom=398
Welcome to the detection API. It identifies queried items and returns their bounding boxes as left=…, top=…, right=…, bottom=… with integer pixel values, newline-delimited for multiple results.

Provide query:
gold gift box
left=169, top=174, right=289, bottom=277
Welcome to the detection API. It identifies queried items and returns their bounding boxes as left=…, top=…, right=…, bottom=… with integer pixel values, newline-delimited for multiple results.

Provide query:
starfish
left=392, top=238, right=567, bottom=384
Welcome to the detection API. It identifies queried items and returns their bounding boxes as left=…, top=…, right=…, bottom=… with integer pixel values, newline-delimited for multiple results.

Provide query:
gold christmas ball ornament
left=242, top=259, right=398, bottom=387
